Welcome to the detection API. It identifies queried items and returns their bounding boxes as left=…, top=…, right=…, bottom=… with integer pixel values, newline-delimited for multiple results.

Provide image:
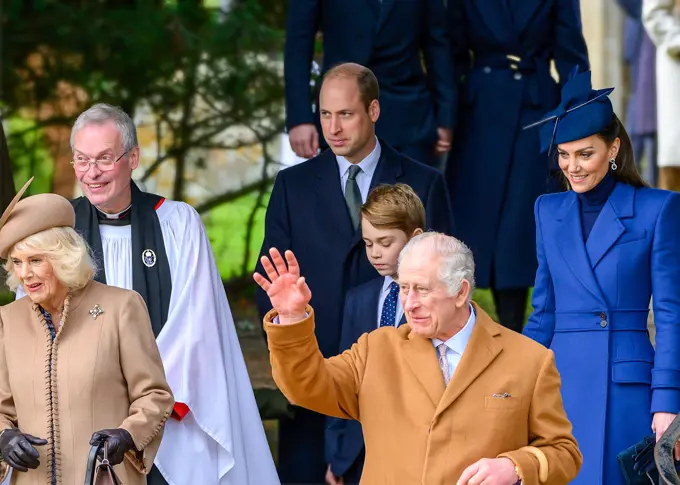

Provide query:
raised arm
left=255, top=249, right=366, bottom=419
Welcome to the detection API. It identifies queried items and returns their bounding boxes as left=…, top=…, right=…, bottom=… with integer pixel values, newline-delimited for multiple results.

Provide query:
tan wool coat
left=0, top=281, right=174, bottom=485
left=264, top=303, right=582, bottom=485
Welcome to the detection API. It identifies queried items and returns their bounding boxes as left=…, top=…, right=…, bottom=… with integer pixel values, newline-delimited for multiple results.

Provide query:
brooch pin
left=492, top=393, right=512, bottom=398
left=89, top=305, right=104, bottom=320
left=142, top=249, right=156, bottom=268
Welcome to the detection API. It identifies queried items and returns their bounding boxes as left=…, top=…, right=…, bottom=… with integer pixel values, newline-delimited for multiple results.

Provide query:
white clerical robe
left=18, top=200, right=279, bottom=485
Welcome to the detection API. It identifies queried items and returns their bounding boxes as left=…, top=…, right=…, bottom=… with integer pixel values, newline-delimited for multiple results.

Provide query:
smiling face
left=397, top=248, right=470, bottom=341
left=73, top=121, right=139, bottom=213
left=557, top=134, right=620, bottom=193
left=9, top=248, right=68, bottom=311
left=319, top=76, right=379, bottom=163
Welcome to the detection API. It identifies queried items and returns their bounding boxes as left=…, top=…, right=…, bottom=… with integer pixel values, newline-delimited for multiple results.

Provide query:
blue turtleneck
left=577, top=172, right=616, bottom=241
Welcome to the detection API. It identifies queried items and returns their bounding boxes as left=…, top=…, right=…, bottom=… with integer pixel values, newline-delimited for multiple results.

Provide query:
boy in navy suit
left=324, top=183, right=425, bottom=485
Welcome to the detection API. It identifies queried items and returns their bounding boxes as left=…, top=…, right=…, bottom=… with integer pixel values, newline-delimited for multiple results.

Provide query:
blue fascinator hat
left=525, top=68, right=615, bottom=154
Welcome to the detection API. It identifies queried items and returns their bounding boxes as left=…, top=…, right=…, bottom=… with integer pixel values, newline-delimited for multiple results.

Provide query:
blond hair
left=361, top=183, right=426, bottom=236
left=3, top=227, right=97, bottom=293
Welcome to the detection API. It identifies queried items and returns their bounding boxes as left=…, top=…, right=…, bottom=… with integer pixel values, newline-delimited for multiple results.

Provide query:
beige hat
left=0, top=177, right=76, bottom=259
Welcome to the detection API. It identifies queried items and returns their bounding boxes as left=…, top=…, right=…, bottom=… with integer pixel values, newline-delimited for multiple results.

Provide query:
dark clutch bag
left=617, top=434, right=680, bottom=485
left=84, top=440, right=123, bottom=485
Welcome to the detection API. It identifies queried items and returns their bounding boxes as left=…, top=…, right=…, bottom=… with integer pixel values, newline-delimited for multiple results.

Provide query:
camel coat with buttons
left=264, top=302, right=581, bottom=485
left=0, top=281, right=174, bottom=485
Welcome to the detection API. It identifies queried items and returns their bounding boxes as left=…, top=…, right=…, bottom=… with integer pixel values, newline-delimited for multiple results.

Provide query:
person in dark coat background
left=284, top=0, right=456, bottom=168
left=256, top=63, right=454, bottom=485
left=444, top=0, right=589, bottom=332
left=523, top=70, right=680, bottom=485
left=617, top=0, right=658, bottom=186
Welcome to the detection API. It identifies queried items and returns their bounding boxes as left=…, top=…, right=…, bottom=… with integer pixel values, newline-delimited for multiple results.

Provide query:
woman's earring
left=610, top=158, right=618, bottom=171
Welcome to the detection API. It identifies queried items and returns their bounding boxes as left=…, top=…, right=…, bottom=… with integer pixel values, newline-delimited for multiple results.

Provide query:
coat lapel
left=434, top=306, right=502, bottom=419
left=364, top=0, right=381, bottom=19
left=585, top=183, right=634, bottom=269
left=512, top=0, right=545, bottom=35
left=473, top=0, right=515, bottom=44
left=401, top=334, right=446, bottom=408
left=376, top=0, right=395, bottom=35
left=314, top=150, right=354, bottom=239
left=555, top=193, right=607, bottom=305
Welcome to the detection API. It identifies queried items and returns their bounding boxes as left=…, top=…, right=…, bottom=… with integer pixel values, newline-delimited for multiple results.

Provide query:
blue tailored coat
left=284, top=0, right=455, bottom=151
left=523, top=183, right=680, bottom=485
left=255, top=141, right=454, bottom=483
left=324, top=277, right=407, bottom=480
left=444, top=0, right=589, bottom=289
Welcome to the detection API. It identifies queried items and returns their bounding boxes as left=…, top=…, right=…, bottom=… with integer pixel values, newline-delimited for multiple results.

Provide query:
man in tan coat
left=254, top=233, right=581, bottom=485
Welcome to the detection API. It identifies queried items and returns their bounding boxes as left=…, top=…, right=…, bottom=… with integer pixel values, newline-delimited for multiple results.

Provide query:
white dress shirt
left=376, top=275, right=404, bottom=328
left=336, top=137, right=381, bottom=202
left=431, top=304, right=476, bottom=379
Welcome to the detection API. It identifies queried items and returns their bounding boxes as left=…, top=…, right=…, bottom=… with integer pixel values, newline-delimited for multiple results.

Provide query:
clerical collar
left=96, top=204, right=132, bottom=225
left=577, top=172, right=616, bottom=208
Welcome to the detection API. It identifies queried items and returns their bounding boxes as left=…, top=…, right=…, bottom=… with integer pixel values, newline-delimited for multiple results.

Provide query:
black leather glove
left=89, top=429, right=136, bottom=466
left=0, top=429, right=48, bottom=472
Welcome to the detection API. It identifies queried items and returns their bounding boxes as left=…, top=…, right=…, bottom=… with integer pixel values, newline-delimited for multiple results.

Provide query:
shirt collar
left=336, top=136, right=381, bottom=180
left=382, top=275, right=397, bottom=293
left=432, top=304, right=476, bottom=355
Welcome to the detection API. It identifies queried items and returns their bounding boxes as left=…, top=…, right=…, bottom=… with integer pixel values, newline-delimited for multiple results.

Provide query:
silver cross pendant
left=89, top=305, right=104, bottom=320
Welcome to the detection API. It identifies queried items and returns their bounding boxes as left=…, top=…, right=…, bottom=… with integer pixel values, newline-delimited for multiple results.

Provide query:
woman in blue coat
left=445, top=0, right=589, bottom=331
left=523, top=70, right=680, bottom=485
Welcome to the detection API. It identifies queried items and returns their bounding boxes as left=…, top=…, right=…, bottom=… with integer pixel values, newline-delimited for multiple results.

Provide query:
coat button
left=600, top=320, right=608, bottom=328
left=514, top=72, right=522, bottom=80
left=483, top=66, right=491, bottom=74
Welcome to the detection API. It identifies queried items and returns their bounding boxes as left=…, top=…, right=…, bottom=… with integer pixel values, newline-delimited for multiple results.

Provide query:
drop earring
left=610, top=158, right=618, bottom=171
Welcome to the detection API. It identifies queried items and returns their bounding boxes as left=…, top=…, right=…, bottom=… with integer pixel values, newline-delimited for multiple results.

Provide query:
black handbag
left=84, top=440, right=122, bottom=485
left=618, top=434, right=680, bottom=485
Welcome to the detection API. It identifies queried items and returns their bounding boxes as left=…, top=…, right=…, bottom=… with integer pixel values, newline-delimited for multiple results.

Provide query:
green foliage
left=7, top=117, right=53, bottom=195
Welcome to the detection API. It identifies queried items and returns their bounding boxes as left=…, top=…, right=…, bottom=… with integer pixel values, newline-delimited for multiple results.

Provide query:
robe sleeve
left=0, top=310, right=17, bottom=482
left=117, top=291, right=174, bottom=473
left=153, top=202, right=279, bottom=484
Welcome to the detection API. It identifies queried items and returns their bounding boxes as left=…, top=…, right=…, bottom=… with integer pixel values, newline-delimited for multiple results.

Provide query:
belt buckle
left=506, top=54, right=521, bottom=70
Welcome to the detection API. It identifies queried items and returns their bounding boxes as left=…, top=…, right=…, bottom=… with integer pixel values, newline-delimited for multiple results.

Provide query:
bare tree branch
left=194, top=176, right=274, bottom=214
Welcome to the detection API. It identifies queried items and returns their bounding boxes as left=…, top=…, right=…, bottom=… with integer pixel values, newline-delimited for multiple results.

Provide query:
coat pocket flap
left=612, top=361, right=653, bottom=384
left=484, top=395, right=522, bottom=410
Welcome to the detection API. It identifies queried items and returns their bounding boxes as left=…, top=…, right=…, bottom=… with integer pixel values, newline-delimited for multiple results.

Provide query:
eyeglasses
left=70, top=148, right=132, bottom=172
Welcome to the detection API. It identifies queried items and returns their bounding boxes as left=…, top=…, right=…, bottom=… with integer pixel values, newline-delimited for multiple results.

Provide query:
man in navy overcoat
left=444, top=0, right=589, bottom=331
left=255, top=64, right=454, bottom=484
left=284, top=0, right=456, bottom=167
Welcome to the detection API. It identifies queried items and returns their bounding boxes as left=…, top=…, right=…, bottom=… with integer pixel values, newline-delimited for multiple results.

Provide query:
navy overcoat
left=445, top=0, right=589, bottom=289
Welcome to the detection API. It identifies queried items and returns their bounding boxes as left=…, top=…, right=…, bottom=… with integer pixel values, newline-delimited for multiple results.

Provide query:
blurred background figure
left=643, top=0, right=680, bottom=191
left=284, top=0, right=455, bottom=168
left=618, top=0, right=658, bottom=186
left=444, top=0, right=589, bottom=332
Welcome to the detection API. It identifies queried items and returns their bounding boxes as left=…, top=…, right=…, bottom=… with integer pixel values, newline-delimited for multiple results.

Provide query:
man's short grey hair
left=70, top=103, right=138, bottom=153
left=398, top=232, right=476, bottom=301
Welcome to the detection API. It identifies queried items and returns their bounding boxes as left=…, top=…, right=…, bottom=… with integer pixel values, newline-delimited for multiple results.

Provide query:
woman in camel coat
left=0, top=178, right=174, bottom=485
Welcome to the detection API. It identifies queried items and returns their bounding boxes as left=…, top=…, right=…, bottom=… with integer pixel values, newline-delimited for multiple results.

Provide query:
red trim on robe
left=171, top=402, right=190, bottom=421
left=155, top=198, right=166, bottom=211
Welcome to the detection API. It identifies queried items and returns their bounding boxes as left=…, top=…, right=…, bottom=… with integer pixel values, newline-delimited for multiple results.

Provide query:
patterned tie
left=379, top=281, right=400, bottom=327
left=345, top=165, right=363, bottom=229
left=437, top=343, right=451, bottom=386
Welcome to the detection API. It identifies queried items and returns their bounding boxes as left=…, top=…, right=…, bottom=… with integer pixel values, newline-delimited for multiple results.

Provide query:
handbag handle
left=84, top=440, right=106, bottom=485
